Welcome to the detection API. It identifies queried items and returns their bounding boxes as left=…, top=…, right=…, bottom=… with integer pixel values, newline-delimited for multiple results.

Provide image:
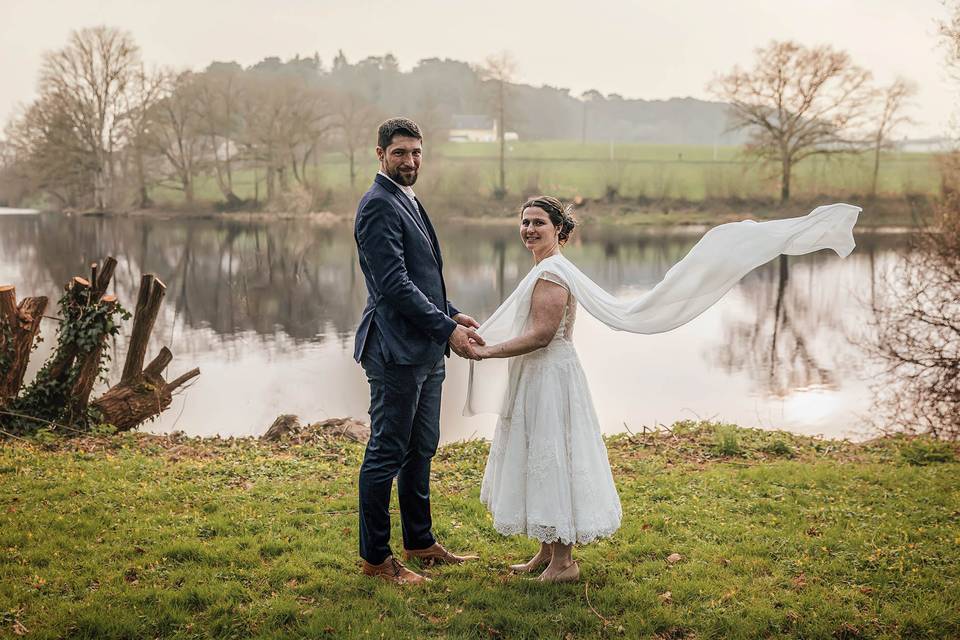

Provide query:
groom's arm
left=356, top=196, right=457, bottom=345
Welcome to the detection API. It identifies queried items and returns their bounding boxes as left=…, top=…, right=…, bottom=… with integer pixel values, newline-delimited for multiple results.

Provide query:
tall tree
left=479, top=51, right=517, bottom=199
left=3, top=96, right=94, bottom=208
left=869, top=78, right=916, bottom=198
left=236, top=70, right=332, bottom=203
left=196, top=62, right=244, bottom=207
left=148, top=71, right=206, bottom=206
left=709, top=41, right=872, bottom=202
left=38, top=26, right=141, bottom=210
left=580, top=90, right=603, bottom=144
left=124, top=64, right=166, bottom=208
left=331, top=90, right=381, bottom=189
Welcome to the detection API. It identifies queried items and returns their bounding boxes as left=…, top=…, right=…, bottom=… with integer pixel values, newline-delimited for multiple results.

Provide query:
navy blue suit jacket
left=353, top=174, right=459, bottom=365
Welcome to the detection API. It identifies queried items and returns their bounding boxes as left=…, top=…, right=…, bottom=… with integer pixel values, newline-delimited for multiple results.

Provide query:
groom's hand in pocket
left=449, top=324, right=485, bottom=360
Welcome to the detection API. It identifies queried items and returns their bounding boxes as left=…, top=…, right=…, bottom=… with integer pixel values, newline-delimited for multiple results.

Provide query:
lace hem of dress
left=491, top=520, right=621, bottom=545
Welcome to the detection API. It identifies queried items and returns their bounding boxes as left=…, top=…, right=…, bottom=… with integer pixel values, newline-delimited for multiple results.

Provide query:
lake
left=0, top=209, right=908, bottom=443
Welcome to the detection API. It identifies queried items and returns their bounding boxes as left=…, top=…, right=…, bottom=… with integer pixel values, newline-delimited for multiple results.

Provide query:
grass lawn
left=1, top=422, right=958, bottom=639
left=151, top=141, right=940, bottom=212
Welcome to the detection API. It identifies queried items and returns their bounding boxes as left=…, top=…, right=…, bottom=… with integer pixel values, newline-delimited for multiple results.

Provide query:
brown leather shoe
left=361, top=555, right=429, bottom=585
left=402, top=542, right=479, bottom=566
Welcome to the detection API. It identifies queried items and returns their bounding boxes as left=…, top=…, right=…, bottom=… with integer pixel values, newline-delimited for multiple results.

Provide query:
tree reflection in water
left=0, top=212, right=912, bottom=439
left=706, top=234, right=906, bottom=403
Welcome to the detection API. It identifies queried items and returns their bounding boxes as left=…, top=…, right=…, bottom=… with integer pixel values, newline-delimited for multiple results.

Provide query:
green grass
left=151, top=141, right=941, bottom=212
left=2, top=422, right=958, bottom=639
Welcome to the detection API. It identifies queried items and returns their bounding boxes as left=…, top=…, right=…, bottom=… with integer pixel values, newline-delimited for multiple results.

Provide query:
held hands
left=448, top=324, right=485, bottom=360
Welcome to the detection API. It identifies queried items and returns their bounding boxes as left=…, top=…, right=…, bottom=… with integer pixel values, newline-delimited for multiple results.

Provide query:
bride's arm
left=474, top=279, right=568, bottom=359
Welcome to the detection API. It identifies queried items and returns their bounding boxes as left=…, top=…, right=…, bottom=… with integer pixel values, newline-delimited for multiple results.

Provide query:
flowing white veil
left=463, top=202, right=861, bottom=417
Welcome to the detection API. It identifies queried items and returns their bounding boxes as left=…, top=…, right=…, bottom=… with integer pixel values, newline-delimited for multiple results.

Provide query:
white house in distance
left=448, top=115, right=519, bottom=142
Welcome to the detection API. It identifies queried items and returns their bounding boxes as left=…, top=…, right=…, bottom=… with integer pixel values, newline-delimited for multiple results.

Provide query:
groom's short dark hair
left=378, top=117, right=422, bottom=149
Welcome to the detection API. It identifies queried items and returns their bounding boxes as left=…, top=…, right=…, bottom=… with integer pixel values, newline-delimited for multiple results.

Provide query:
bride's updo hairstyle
left=520, top=196, right=577, bottom=245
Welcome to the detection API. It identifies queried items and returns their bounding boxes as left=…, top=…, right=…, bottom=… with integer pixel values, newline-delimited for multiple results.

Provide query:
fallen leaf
left=659, top=591, right=672, bottom=604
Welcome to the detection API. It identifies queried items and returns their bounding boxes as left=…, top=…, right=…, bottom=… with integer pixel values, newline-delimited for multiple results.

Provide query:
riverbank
left=1, top=422, right=957, bottom=639
left=49, top=192, right=932, bottom=231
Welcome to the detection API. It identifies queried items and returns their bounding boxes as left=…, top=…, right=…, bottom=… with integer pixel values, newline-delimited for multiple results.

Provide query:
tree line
left=0, top=26, right=917, bottom=212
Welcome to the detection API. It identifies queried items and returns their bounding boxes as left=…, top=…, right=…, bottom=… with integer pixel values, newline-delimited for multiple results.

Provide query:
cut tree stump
left=90, top=274, right=200, bottom=431
left=0, top=285, right=48, bottom=407
left=0, top=257, right=200, bottom=435
left=91, top=347, right=200, bottom=431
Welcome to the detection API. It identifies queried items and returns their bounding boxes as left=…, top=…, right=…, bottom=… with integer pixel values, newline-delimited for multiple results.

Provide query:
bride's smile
left=520, top=204, right=566, bottom=262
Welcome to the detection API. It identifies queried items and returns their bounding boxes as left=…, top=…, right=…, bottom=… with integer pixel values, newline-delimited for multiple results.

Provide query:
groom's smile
left=377, top=134, right=422, bottom=187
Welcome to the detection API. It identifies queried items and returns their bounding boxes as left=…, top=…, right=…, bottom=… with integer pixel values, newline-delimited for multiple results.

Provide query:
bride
left=467, top=196, right=860, bottom=583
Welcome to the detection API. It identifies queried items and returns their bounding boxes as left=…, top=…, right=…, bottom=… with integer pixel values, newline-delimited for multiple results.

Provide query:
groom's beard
left=388, top=166, right=418, bottom=186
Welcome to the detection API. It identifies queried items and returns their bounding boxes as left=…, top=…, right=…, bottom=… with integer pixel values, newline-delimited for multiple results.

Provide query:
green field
left=2, top=422, right=958, bottom=639
left=154, top=141, right=941, bottom=212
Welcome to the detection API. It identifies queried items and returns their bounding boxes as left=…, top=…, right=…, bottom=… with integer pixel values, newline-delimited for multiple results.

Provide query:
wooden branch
left=91, top=256, right=117, bottom=301
left=143, top=347, right=173, bottom=378
left=121, top=274, right=166, bottom=384
left=165, top=367, right=200, bottom=393
left=46, top=276, right=94, bottom=383
left=67, top=295, right=116, bottom=423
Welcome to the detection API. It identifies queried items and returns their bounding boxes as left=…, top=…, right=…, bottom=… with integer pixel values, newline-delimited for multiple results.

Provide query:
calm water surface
left=0, top=209, right=906, bottom=442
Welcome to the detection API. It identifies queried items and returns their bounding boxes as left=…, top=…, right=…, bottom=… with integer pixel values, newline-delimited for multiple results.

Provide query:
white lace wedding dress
left=479, top=270, right=623, bottom=545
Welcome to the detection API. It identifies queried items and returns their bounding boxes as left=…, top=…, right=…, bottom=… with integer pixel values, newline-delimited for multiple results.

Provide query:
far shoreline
left=18, top=193, right=932, bottom=231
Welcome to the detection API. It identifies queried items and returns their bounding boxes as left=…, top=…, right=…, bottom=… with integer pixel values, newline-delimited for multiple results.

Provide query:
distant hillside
left=246, top=54, right=750, bottom=146
left=506, top=83, right=748, bottom=145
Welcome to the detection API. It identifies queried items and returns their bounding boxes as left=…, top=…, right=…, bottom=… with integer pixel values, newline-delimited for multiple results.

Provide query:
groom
left=353, top=117, right=483, bottom=584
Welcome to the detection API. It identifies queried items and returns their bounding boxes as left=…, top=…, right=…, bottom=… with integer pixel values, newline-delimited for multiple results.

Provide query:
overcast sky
left=1, top=0, right=955, bottom=138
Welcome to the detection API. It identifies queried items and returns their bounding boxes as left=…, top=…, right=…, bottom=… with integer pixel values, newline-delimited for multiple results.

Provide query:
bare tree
left=3, top=96, right=95, bottom=208
left=869, top=78, right=916, bottom=198
left=148, top=71, right=206, bottom=206
left=709, top=41, right=872, bottom=202
left=580, top=90, right=603, bottom=145
left=38, top=26, right=141, bottom=210
left=479, top=51, right=517, bottom=199
left=863, top=2, right=960, bottom=440
left=123, top=64, right=166, bottom=208
left=332, top=90, right=381, bottom=189
left=940, top=0, right=960, bottom=82
left=283, top=84, right=334, bottom=190
left=867, top=179, right=960, bottom=440
left=195, top=62, right=244, bottom=207
left=235, top=71, right=332, bottom=204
